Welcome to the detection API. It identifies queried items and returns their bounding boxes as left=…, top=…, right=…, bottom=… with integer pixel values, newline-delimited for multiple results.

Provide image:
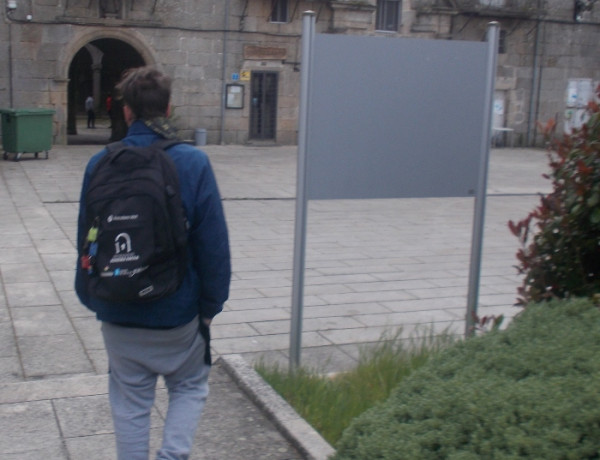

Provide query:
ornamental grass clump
left=256, top=329, right=454, bottom=445
left=332, top=298, right=600, bottom=460
left=508, top=87, right=600, bottom=305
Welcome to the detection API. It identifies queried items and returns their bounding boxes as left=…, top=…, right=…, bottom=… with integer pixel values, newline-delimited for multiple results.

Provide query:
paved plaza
left=0, top=127, right=552, bottom=458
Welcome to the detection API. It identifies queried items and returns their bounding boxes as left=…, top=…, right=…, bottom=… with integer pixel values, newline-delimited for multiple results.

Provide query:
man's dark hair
left=116, top=67, right=171, bottom=120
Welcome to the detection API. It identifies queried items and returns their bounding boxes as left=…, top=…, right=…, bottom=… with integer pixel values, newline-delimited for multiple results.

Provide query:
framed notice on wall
left=226, top=84, right=244, bottom=109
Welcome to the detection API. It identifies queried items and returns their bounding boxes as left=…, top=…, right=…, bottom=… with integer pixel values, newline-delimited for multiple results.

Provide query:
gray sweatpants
left=102, top=316, right=210, bottom=460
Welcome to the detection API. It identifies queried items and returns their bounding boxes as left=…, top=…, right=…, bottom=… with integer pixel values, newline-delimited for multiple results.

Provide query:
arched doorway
left=67, top=38, right=145, bottom=144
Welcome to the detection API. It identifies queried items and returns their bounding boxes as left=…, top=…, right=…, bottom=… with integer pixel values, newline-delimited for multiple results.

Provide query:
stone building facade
left=412, top=0, right=600, bottom=145
left=0, top=0, right=598, bottom=146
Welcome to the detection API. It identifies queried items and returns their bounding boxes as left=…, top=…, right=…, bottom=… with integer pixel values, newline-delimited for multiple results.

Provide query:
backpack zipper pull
left=82, top=217, right=100, bottom=274
left=87, top=242, right=98, bottom=274
left=87, top=217, right=99, bottom=242
left=81, top=255, right=91, bottom=271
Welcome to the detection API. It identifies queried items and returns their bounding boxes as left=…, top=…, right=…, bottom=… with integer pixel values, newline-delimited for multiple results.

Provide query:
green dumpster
left=1, top=108, right=55, bottom=161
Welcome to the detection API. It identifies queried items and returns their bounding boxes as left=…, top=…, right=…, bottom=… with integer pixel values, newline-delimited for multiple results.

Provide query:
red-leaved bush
left=509, top=86, right=600, bottom=305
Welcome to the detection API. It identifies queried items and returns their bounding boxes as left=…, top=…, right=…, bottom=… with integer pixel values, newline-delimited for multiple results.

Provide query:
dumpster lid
left=0, top=108, right=55, bottom=116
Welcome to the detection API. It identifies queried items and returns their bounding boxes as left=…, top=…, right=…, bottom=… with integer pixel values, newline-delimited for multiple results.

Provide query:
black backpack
left=80, top=139, right=188, bottom=303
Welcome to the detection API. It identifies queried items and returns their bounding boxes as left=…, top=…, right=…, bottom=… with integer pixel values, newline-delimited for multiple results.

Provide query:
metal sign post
left=465, top=22, right=500, bottom=337
left=289, top=11, right=315, bottom=370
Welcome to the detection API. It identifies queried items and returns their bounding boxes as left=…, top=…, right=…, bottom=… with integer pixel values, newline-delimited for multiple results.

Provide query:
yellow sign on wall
left=240, top=70, right=251, bottom=81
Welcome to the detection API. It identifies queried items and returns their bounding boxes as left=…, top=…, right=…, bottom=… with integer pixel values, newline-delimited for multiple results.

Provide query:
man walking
left=85, top=94, right=95, bottom=128
left=75, top=67, right=231, bottom=460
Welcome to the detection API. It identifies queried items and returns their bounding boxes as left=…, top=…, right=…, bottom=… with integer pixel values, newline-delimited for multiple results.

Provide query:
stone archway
left=53, top=29, right=159, bottom=144
left=68, top=38, right=146, bottom=143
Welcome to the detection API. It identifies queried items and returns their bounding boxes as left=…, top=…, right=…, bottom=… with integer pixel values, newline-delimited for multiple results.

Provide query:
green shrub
left=332, top=298, right=600, bottom=460
left=509, top=91, right=600, bottom=305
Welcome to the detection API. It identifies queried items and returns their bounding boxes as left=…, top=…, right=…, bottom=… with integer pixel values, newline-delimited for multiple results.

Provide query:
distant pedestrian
left=75, top=67, right=231, bottom=460
left=109, top=94, right=128, bottom=142
left=106, top=93, right=113, bottom=118
left=85, top=95, right=95, bottom=128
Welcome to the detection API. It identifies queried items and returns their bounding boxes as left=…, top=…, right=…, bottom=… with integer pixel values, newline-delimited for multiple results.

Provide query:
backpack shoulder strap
left=152, top=138, right=183, bottom=152
left=106, top=141, right=125, bottom=154
left=89, top=141, right=125, bottom=179
left=103, top=139, right=181, bottom=156
left=93, top=139, right=182, bottom=176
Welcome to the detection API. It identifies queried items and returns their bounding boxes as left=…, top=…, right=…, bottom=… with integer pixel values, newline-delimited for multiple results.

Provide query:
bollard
left=195, top=128, right=207, bottom=146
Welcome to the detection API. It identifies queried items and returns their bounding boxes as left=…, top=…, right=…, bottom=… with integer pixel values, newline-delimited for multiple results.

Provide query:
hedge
left=332, top=298, right=600, bottom=460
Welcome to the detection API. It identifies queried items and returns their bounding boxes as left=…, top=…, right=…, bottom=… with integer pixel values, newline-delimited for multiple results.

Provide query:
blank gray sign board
left=306, top=34, right=489, bottom=200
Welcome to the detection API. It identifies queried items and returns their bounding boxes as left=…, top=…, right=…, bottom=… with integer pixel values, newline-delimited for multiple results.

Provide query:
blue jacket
left=75, top=121, right=231, bottom=328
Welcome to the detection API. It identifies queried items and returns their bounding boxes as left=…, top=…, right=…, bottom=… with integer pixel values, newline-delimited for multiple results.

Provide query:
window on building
left=270, top=0, right=289, bottom=23
left=499, top=30, right=507, bottom=54
left=100, top=0, right=121, bottom=18
left=481, top=0, right=505, bottom=6
left=376, top=0, right=401, bottom=32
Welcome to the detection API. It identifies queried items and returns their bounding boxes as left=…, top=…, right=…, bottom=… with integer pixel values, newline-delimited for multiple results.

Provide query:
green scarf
left=143, top=117, right=179, bottom=140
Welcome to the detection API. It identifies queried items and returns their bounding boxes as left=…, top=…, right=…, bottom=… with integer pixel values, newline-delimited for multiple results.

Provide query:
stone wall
left=0, top=1, right=302, bottom=144
left=0, top=0, right=598, bottom=146
left=413, top=0, right=600, bottom=145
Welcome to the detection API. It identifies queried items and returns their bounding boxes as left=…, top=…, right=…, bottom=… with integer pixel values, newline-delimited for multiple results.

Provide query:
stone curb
left=220, top=354, right=336, bottom=460
left=0, top=357, right=336, bottom=460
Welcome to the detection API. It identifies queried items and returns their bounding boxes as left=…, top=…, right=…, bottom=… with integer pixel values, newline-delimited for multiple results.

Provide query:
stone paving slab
left=0, top=359, right=310, bottom=459
left=0, top=140, right=553, bottom=458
